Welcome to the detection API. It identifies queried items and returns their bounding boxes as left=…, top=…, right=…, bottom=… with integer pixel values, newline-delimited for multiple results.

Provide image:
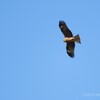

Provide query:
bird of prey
left=59, top=20, right=81, bottom=58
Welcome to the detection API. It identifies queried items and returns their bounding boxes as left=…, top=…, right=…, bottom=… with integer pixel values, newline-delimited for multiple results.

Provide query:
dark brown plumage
left=59, top=20, right=75, bottom=58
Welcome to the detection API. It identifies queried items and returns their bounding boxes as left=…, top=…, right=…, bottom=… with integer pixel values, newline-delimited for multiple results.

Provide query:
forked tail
left=74, top=34, right=81, bottom=44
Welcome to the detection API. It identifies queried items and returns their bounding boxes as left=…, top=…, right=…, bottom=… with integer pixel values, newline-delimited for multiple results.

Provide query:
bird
left=59, top=20, right=81, bottom=58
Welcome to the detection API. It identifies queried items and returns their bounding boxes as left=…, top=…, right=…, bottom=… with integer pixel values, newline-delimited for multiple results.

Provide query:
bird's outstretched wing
left=59, top=20, right=75, bottom=58
left=66, top=42, right=75, bottom=58
left=59, top=21, right=73, bottom=37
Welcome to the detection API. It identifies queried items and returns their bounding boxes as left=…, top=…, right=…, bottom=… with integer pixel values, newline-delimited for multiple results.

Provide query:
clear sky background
left=0, top=0, right=100, bottom=100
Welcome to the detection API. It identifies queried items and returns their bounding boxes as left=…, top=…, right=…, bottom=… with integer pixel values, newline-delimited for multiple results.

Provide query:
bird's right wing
left=66, top=42, right=75, bottom=58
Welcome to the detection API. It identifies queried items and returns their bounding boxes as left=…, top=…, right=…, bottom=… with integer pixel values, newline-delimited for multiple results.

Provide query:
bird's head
left=59, top=20, right=66, bottom=29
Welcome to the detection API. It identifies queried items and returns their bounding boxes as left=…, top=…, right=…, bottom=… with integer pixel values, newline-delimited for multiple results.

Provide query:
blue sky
left=0, top=0, right=100, bottom=100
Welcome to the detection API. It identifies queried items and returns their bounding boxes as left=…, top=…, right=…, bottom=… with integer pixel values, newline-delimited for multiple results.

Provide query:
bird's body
left=59, top=20, right=79, bottom=58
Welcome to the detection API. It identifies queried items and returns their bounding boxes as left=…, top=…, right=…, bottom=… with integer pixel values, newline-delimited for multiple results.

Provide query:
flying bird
left=59, top=20, right=81, bottom=58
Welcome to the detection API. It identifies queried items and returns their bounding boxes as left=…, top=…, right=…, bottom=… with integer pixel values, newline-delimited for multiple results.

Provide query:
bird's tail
left=73, top=34, right=81, bottom=44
